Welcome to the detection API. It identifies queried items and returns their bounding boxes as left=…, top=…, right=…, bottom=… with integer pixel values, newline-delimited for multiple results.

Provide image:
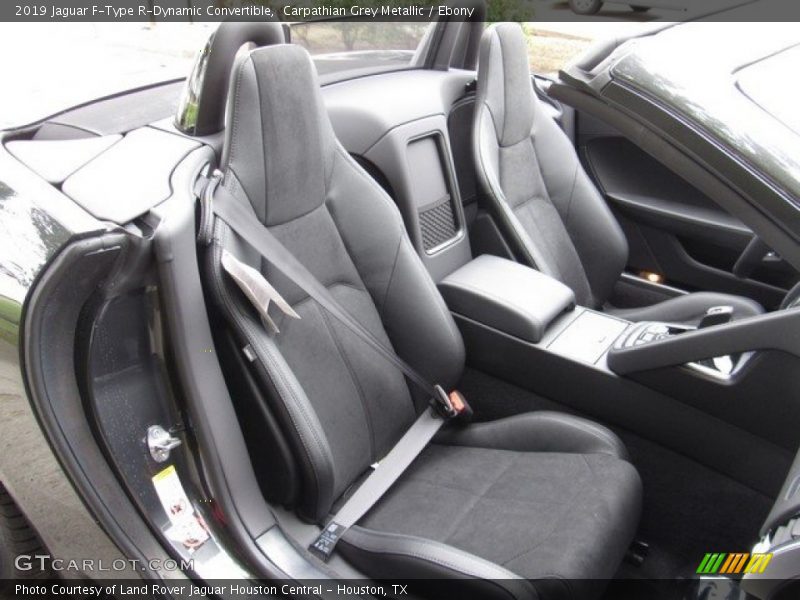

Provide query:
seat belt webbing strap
left=309, top=407, right=444, bottom=560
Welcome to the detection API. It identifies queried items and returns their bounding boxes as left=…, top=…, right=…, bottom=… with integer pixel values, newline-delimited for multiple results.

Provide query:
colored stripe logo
left=696, top=552, right=773, bottom=574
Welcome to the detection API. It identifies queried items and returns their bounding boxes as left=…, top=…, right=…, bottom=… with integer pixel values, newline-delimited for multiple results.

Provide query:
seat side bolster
left=434, top=412, right=630, bottom=460
left=327, top=144, right=466, bottom=394
left=474, top=105, right=542, bottom=271
left=531, top=111, right=629, bottom=305
left=208, top=221, right=337, bottom=522
left=340, top=527, right=538, bottom=600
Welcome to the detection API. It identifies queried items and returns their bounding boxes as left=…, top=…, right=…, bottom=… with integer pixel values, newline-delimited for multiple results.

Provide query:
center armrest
left=439, top=255, right=576, bottom=343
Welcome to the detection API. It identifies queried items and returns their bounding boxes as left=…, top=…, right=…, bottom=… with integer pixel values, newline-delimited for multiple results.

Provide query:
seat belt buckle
left=431, top=385, right=473, bottom=422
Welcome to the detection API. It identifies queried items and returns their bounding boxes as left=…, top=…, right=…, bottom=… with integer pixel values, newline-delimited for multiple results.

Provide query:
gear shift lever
left=697, top=305, right=734, bottom=329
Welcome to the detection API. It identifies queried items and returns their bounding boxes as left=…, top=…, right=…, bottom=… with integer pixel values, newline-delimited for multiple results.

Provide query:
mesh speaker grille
left=419, top=197, right=457, bottom=251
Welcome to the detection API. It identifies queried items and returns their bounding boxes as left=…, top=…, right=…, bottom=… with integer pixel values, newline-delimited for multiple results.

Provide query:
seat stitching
left=255, top=188, right=329, bottom=228
left=498, top=458, right=607, bottom=580
left=401, top=233, right=463, bottom=354
left=254, top=58, right=270, bottom=225
left=498, top=459, right=593, bottom=569
left=525, top=135, right=594, bottom=304
left=512, top=200, right=564, bottom=281
left=316, top=302, right=377, bottom=460
left=324, top=153, right=450, bottom=358
left=509, top=192, right=541, bottom=211
left=322, top=159, right=379, bottom=289
left=379, top=235, right=404, bottom=318
left=563, top=161, right=580, bottom=229
left=482, top=93, right=504, bottom=144
left=540, top=413, right=621, bottom=456
left=495, top=27, right=510, bottom=146
left=323, top=120, right=337, bottom=192
left=225, top=55, right=248, bottom=174
left=475, top=105, right=539, bottom=270
left=440, top=452, right=521, bottom=544
left=346, top=529, right=521, bottom=580
left=393, top=476, right=564, bottom=509
left=330, top=146, right=452, bottom=341
left=290, top=282, right=368, bottom=310
left=332, top=147, right=464, bottom=359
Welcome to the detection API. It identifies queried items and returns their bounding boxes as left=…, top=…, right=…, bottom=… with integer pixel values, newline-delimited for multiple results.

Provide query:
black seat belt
left=199, top=171, right=470, bottom=560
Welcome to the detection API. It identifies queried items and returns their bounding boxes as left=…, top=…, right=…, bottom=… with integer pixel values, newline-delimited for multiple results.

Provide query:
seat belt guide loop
left=198, top=169, right=224, bottom=245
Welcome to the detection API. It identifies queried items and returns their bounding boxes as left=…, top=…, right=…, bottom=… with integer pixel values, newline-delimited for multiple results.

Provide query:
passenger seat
left=472, top=23, right=763, bottom=325
left=204, top=43, right=642, bottom=599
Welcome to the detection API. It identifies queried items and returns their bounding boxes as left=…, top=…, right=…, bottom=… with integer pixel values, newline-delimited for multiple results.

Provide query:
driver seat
left=472, top=23, right=763, bottom=325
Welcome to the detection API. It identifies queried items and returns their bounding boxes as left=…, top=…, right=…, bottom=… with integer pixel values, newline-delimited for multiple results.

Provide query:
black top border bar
left=4, top=0, right=800, bottom=23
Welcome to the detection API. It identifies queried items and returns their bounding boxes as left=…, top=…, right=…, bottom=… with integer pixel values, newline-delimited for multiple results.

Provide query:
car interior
left=6, top=13, right=800, bottom=600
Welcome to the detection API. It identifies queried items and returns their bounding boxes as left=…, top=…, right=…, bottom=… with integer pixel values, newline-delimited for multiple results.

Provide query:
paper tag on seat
left=221, top=249, right=300, bottom=334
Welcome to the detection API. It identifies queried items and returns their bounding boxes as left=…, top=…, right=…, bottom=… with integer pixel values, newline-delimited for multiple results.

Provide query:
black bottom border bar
left=3, top=578, right=799, bottom=600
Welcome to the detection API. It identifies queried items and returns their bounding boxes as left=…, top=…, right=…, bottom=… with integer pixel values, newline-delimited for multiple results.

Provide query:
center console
left=440, top=254, right=634, bottom=370
left=439, top=254, right=800, bottom=501
left=439, top=254, right=576, bottom=344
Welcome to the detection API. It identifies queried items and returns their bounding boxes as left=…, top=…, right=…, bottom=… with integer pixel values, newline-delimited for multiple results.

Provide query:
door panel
left=577, top=113, right=796, bottom=309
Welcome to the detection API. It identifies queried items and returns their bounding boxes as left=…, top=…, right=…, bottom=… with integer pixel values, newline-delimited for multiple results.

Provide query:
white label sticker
left=152, top=465, right=210, bottom=552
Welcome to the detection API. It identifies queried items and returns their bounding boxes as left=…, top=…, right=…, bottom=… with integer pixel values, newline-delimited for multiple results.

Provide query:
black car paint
left=0, top=144, right=144, bottom=577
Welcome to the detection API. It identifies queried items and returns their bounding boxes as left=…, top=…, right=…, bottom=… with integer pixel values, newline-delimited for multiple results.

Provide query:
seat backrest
left=204, top=44, right=465, bottom=522
left=472, top=23, right=628, bottom=308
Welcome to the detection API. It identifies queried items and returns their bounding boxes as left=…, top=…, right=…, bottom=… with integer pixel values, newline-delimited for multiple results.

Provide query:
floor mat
left=617, top=430, right=772, bottom=579
left=458, top=368, right=775, bottom=581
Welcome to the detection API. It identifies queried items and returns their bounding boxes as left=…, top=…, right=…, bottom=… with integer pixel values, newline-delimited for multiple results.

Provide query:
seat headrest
left=477, top=23, right=536, bottom=147
left=221, top=44, right=335, bottom=227
left=177, top=21, right=287, bottom=136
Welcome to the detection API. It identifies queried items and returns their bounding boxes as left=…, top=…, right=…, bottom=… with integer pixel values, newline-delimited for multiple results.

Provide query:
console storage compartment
left=439, top=255, right=575, bottom=343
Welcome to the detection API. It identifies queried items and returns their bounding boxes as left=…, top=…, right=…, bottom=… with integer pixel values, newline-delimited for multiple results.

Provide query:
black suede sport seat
left=473, top=23, right=763, bottom=325
left=205, top=43, right=642, bottom=600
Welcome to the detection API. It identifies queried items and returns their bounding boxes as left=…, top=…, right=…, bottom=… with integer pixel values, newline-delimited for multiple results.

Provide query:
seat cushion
left=339, top=414, right=642, bottom=600
left=608, top=291, right=764, bottom=325
left=434, top=412, right=630, bottom=459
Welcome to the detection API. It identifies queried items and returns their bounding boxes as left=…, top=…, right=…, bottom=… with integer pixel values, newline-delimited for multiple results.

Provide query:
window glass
left=290, top=21, right=431, bottom=76
left=519, top=23, right=657, bottom=77
left=520, top=24, right=594, bottom=77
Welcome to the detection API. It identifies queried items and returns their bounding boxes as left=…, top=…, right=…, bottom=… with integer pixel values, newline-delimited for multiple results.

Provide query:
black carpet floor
left=457, top=368, right=775, bottom=582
